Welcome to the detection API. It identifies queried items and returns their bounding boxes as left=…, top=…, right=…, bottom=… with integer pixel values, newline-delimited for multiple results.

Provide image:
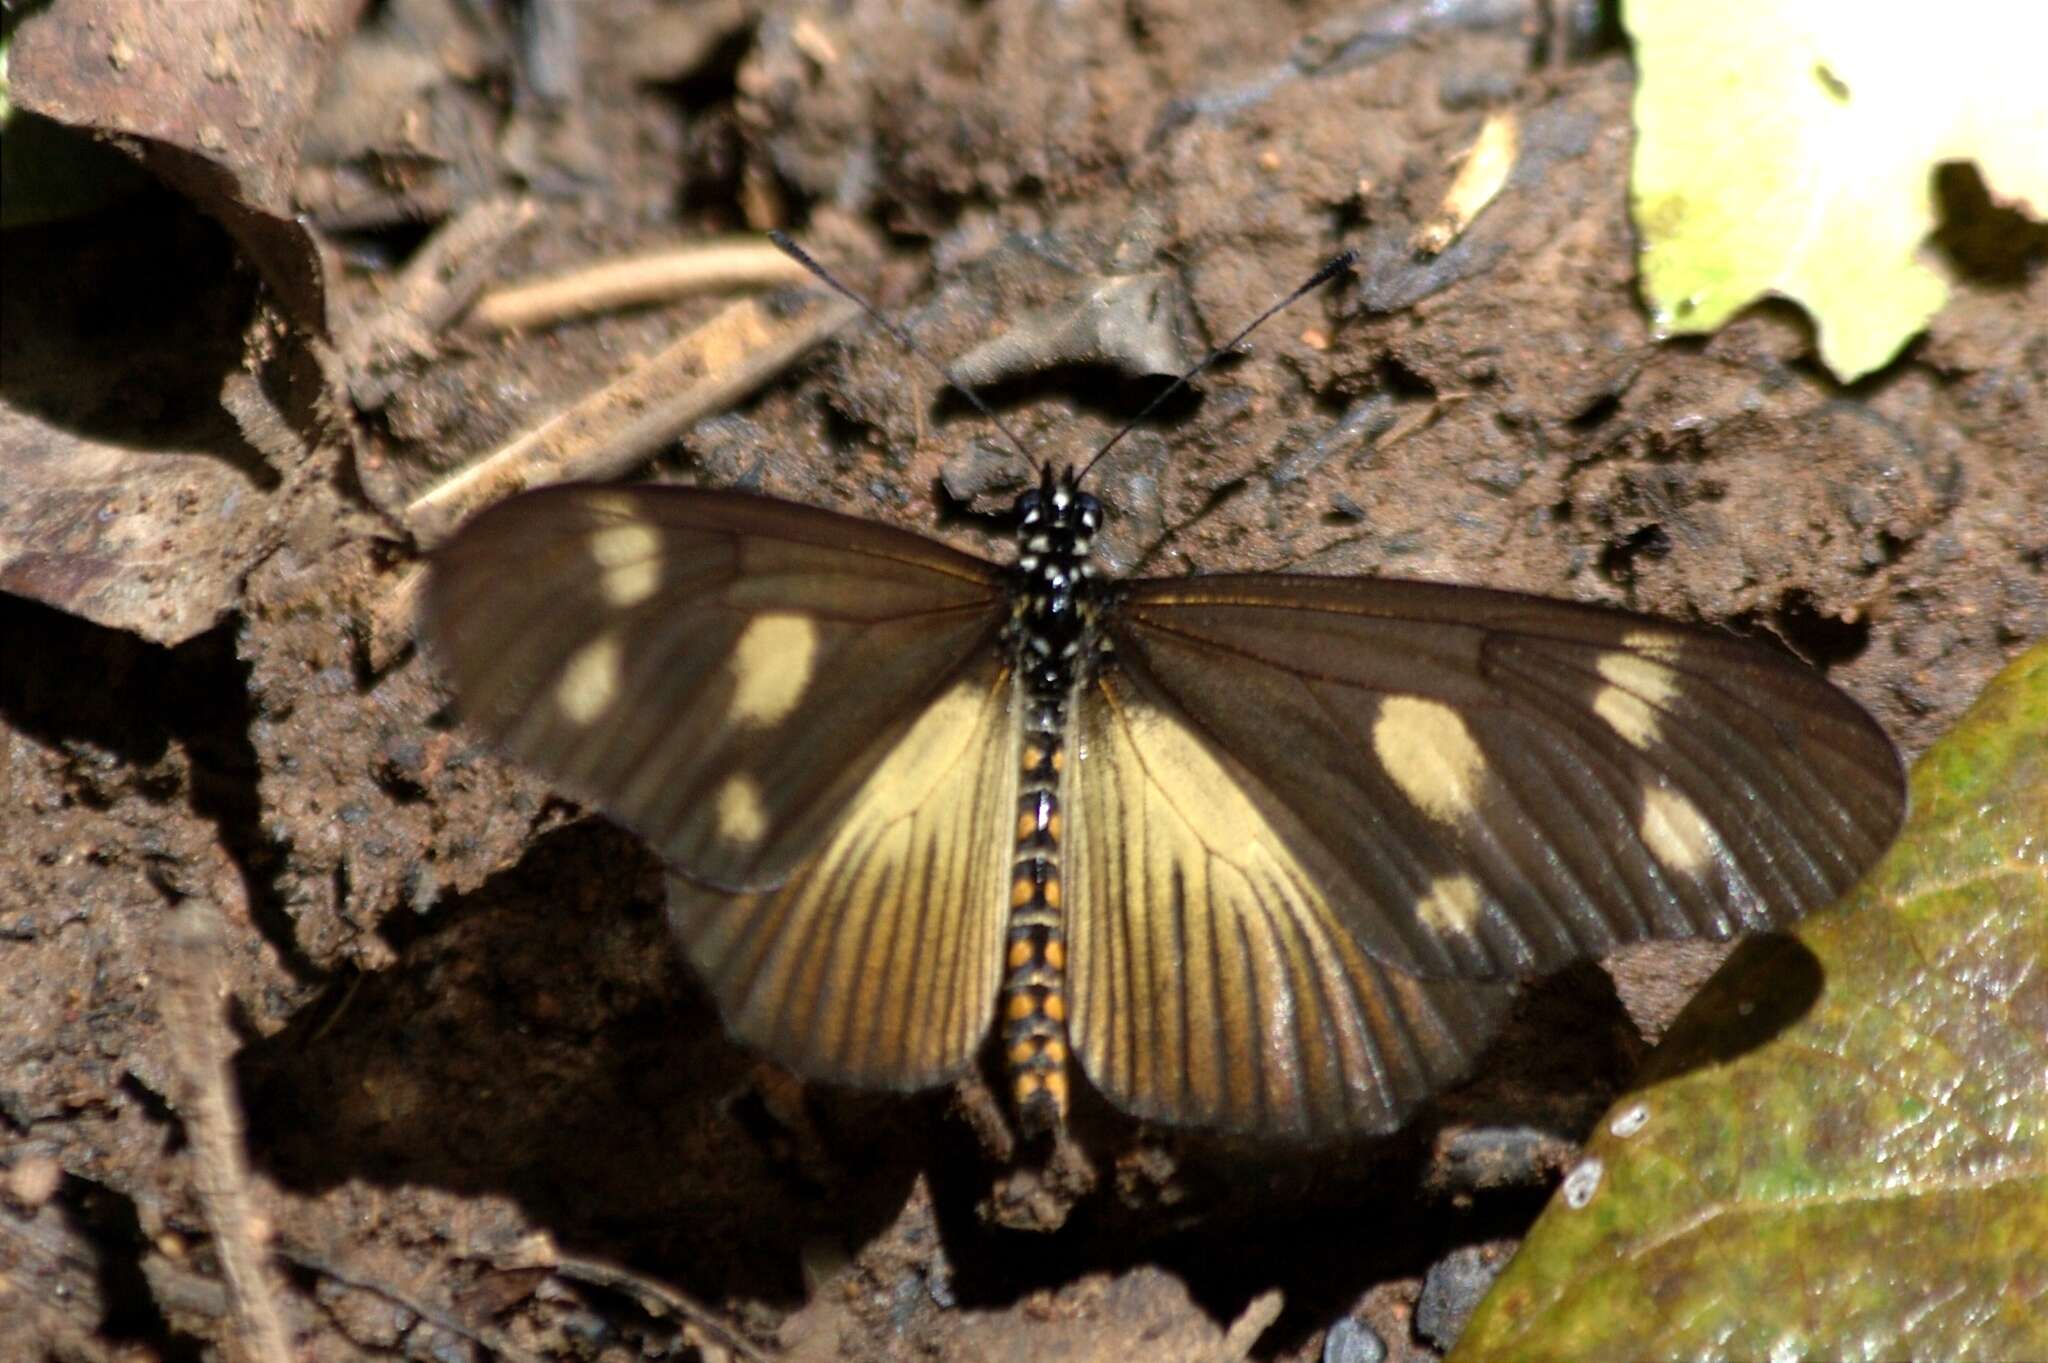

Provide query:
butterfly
left=422, top=250, right=1905, bottom=1140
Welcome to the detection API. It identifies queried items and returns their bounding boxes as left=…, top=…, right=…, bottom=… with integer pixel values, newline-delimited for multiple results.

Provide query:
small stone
left=1414, top=1246, right=1504, bottom=1351
left=404, top=1321, right=477, bottom=1363
left=1465, top=458, right=1529, bottom=493
left=6, top=1154, right=63, bottom=1207
left=925, top=1265, right=957, bottom=1308
left=1322, top=1314, right=1387, bottom=1363
left=948, top=271, right=1191, bottom=386
left=1440, top=1123, right=1565, bottom=1190
left=940, top=439, right=1028, bottom=506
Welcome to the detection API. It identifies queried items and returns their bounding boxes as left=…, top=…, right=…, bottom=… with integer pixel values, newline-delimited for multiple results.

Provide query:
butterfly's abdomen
left=1004, top=704, right=1069, bottom=1132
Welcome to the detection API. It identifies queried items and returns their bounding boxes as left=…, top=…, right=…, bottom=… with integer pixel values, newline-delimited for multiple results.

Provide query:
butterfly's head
left=1015, top=466, right=1103, bottom=545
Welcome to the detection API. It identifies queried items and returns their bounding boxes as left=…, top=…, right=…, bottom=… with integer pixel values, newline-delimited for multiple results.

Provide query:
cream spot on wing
left=1599, top=651, right=1682, bottom=705
left=584, top=491, right=641, bottom=517
left=1639, top=785, right=1716, bottom=874
left=1593, top=651, right=1682, bottom=750
left=1415, top=873, right=1485, bottom=937
left=1374, top=696, right=1488, bottom=824
left=554, top=633, right=622, bottom=724
left=1594, top=686, right=1660, bottom=750
left=728, top=612, right=820, bottom=727
left=1622, top=629, right=1684, bottom=662
left=716, top=773, right=769, bottom=844
left=589, top=521, right=662, bottom=607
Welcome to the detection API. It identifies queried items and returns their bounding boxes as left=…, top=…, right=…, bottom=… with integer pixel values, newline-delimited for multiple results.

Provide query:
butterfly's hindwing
left=668, top=655, right=1019, bottom=1088
left=425, top=487, right=1010, bottom=893
left=1098, top=576, right=1905, bottom=982
left=1064, top=663, right=1513, bottom=1137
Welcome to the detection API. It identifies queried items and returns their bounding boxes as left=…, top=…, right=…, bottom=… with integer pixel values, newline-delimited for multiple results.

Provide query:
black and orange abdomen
left=1001, top=709, right=1070, bottom=1132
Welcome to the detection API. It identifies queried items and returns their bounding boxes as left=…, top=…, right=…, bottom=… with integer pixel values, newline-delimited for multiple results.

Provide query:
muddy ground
left=3, top=1, right=2043, bottom=1360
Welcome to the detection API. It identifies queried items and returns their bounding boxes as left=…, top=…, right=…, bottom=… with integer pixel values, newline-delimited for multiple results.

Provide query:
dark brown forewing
left=424, top=486, right=1008, bottom=891
left=1064, top=660, right=1514, bottom=1137
left=1100, top=575, right=1905, bottom=981
left=665, top=657, right=1018, bottom=1090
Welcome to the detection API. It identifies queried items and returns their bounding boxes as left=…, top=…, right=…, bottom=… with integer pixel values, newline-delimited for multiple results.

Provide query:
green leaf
left=1626, top=0, right=2048, bottom=380
left=1452, top=643, right=2048, bottom=1362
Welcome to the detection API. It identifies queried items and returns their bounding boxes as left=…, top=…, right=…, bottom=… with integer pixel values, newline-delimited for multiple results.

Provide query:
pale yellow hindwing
left=1066, top=672, right=1501, bottom=1138
left=669, top=662, right=1020, bottom=1088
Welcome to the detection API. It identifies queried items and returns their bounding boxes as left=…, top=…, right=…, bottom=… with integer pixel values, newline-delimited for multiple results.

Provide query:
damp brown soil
left=3, top=2, right=2043, bottom=1361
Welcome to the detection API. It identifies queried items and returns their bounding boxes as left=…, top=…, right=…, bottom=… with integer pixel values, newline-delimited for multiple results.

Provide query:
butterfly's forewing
left=426, top=487, right=1021, bottom=1086
left=1098, top=576, right=1903, bottom=978
left=425, top=486, right=1009, bottom=892
left=1065, top=664, right=1514, bottom=1136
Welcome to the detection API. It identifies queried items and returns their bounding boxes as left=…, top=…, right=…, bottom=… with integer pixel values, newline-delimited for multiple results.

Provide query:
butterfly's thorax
left=999, top=470, right=1103, bottom=1133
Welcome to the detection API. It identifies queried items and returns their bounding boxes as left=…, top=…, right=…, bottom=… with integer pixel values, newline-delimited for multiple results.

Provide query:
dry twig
left=405, top=290, right=859, bottom=546
left=539, top=1248, right=771, bottom=1362
left=275, top=1244, right=549, bottom=1363
left=342, top=197, right=540, bottom=409
left=1412, top=110, right=1520, bottom=255
left=160, top=902, right=294, bottom=1363
left=469, top=238, right=813, bottom=332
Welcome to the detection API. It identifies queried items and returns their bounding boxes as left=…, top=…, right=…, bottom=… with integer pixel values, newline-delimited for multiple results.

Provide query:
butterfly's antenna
left=1075, top=250, right=1358, bottom=483
left=768, top=231, right=1038, bottom=467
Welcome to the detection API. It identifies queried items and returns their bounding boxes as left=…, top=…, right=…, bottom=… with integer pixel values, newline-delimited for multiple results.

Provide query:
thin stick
left=277, top=1244, right=549, bottom=1363
left=344, top=196, right=539, bottom=410
left=547, top=1251, right=771, bottom=1362
left=406, top=290, right=859, bottom=545
left=366, top=564, right=426, bottom=674
left=470, top=239, right=814, bottom=332
left=160, top=901, right=293, bottom=1363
